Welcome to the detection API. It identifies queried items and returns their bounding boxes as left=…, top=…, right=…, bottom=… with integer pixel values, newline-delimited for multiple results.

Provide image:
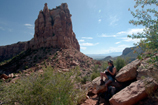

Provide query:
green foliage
left=129, top=0, right=158, bottom=98
left=93, top=64, right=99, bottom=73
left=101, top=61, right=109, bottom=71
left=0, top=67, right=85, bottom=105
left=128, top=0, right=158, bottom=70
left=81, top=76, right=87, bottom=84
left=53, top=53, right=58, bottom=59
left=91, top=72, right=99, bottom=81
left=115, top=57, right=125, bottom=71
left=48, top=57, right=51, bottom=61
left=24, top=66, right=29, bottom=70
left=0, top=51, right=25, bottom=65
left=90, top=64, right=101, bottom=81
left=128, top=0, right=158, bottom=51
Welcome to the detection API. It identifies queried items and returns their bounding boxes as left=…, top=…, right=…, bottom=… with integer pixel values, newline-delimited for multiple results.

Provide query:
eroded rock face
left=0, top=3, right=80, bottom=62
left=115, top=59, right=141, bottom=82
left=0, top=42, right=27, bottom=62
left=109, top=78, right=158, bottom=105
left=29, top=3, right=80, bottom=51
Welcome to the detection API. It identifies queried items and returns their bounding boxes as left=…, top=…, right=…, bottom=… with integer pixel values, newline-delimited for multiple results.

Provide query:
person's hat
left=108, top=60, right=113, bottom=64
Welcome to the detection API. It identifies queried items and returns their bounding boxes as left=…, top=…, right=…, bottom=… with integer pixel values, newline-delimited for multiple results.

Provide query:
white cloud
left=99, top=9, right=101, bottom=13
left=117, top=28, right=144, bottom=35
left=102, top=45, right=130, bottom=54
left=127, top=28, right=144, bottom=35
left=80, top=42, right=99, bottom=46
left=79, top=40, right=85, bottom=42
left=82, top=37, right=93, bottom=39
left=117, top=31, right=126, bottom=35
left=24, top=24, right=34, bottom=30
left=0, top=26, right=5, bottom=30
left=81, top=47, right=87, bottom=50
left=121, top=37, right=140, bottom=43
left=24, top=24, right=33, bottom=27
left=98, top=19, right=102, bottom=23
left=99, top=33, right=116, bottom=37
left=109, top=15, right=119, bottom=26
left=115, top=41, right=121, bottom=44
left=99, top=28, right=144, bottom=38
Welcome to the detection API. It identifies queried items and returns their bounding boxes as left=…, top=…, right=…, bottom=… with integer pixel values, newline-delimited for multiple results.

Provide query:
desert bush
left=81, top=76, right=87, bottom=84
left=90, top=64, right=102, bottom=81
left=0, top=66, right=85, bottom=105
left=101, top=61, right=109, bottom=71
left=115, top=57, right=125, bottom=71
left=24, top=66, right=29, bottom=70
left=93, top=64, right=99, bottom=73
left=91, top=72, right=99, bottom=81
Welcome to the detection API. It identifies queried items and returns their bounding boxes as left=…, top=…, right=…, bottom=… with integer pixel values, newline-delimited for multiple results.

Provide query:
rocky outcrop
left=122, top=47, right=142, bottom=56
left=0, top=3, right=80, bottom=62
left=29, top=3, right=80, bottom=51
left=115, top=59, right=141, bottom=82
left=83, top=55, right=158, bottom=105
left=109, top=78, right=158, bottom=105
left=0, top=42, right=27, bottom=62
left=137, top=58, right=155, bottom=80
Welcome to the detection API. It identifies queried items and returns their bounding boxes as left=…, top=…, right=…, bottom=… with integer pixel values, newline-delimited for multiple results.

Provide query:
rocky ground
left=0, top=47, right=99, bottom=82
left=81, top=54, right=158, bottom=105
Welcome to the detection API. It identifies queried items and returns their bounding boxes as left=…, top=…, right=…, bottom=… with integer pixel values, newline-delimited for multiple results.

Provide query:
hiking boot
left=100, top=79, right=105, bottom=86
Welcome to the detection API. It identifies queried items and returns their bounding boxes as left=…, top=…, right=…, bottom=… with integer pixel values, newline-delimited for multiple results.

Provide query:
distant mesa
left=0, top=3, right=80, bottom=62
left=101, top=46, right=143, bottom=63
left=102, top=56, right=112, bottom=61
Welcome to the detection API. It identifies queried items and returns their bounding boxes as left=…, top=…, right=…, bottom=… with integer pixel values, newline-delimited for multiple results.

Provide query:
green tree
left=115, top=57, right=125, bottom=71
left=128, top=0, right=158, bottom=52
left=128, top=0, right=158, bottom=97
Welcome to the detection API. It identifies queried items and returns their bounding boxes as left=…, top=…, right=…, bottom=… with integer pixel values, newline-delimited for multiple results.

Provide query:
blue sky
left=0, top=0, right=145, bottom=54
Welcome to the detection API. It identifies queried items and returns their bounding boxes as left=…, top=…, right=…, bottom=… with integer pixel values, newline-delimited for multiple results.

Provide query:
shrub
left=24, top=66, right=29, bottom=70
left=101, top=61, right=109, bottom=71
left=93, top=64, right=99, bottom=73
left=91, top=72, right=99, bottom=81
left=81, top=76, right=87, bottom=84
left=0, top=66, right=85, bottom=105
left=115, top=57, right=125, bottom=71
left=48, top=57, right=51, bottom=61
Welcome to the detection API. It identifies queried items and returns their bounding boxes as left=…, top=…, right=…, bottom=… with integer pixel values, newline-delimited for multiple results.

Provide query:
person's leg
left=105, top=80, right=112, bottom=87
left=100, top=72, right=108, bottom=85
left=104, top=79, right=112, bottom=91
left=100, top=72, right=107, bottom=80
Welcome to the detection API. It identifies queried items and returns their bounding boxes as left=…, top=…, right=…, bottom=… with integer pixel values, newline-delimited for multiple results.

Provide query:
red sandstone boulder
left=109, top=78, right=158, bottom=105
left=115, top=59, right=141, bottom=82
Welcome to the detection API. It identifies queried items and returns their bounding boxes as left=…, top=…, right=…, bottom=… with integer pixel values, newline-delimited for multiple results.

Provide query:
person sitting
left=100, top=60, right=116, bottom=86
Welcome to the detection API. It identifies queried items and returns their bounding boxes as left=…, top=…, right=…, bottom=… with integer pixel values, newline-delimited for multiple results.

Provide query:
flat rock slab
left=115, top=59, right=140, bottom=82
left=109, top=78, right=158, bottom=105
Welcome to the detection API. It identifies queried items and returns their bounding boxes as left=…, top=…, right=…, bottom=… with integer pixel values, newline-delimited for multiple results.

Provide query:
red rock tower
left=28, top=3, right=80, bottom=51
left=0, top=3, right=80, bottom=62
